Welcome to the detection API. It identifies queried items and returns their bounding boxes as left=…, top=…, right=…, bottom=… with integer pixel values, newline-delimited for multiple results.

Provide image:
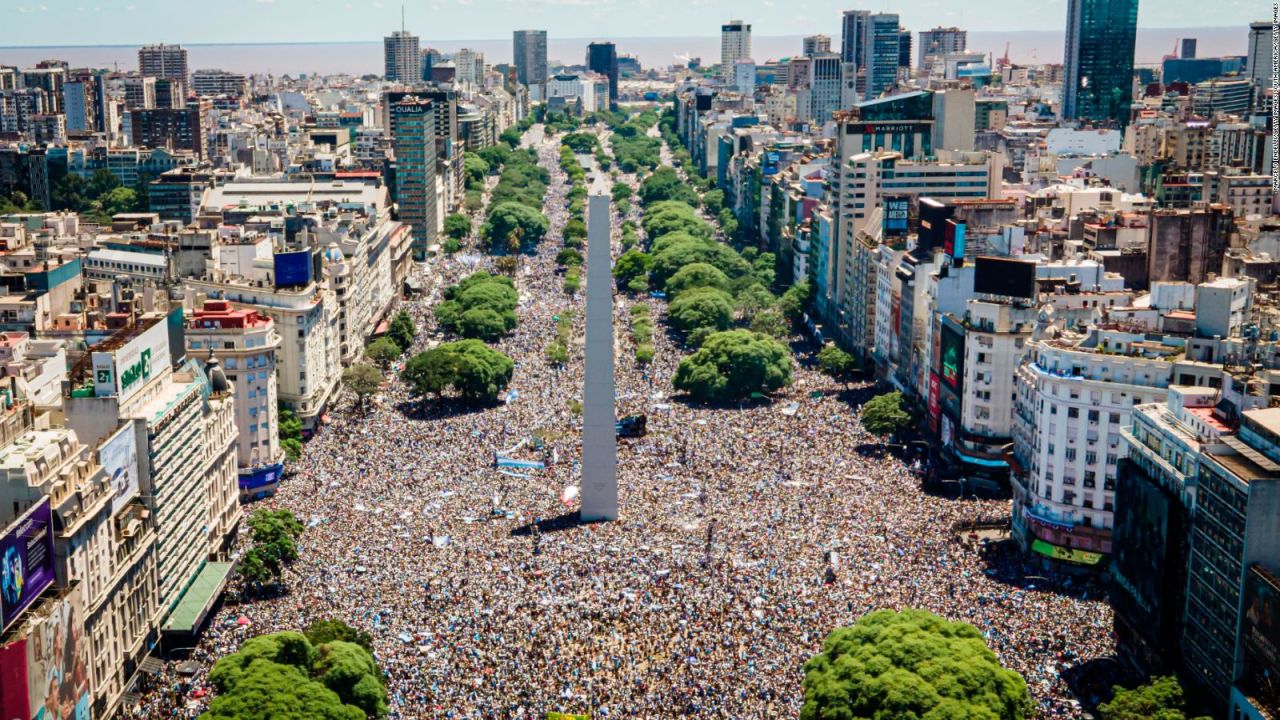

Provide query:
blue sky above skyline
left=0, top=0, right=1263, bottom=47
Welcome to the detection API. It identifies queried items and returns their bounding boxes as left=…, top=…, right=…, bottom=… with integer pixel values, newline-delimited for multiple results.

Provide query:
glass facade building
left=1062, top=0, right=1138, bottom=125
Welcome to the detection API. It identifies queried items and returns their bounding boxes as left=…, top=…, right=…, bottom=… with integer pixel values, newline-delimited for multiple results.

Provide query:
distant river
left=0, top=27, right=1250, bottom=77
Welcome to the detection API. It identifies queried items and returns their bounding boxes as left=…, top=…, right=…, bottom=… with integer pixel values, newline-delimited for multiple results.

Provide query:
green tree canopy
left=278, top=405, right=303, bottom=461
left=665, top=262, right=730, bottom=298
left=702, top=188, right=726, bottom=215
left=486, top=202, right=549, bottom=252
left=817, top=344, right=859, bottom=385
left=1098, top=676, right=1210, bottom=720
left=304, top=619, right=373, bottom=653
left=612, top=249, right=652, bottom=288
left=388, top=311, right=416, bottom=353
left=402, top=340, right=514, bottom=403
left=668, top=286, right=734, bottom=333
left=610, top=182, right=633, bottom=202
left=650, top=236, right=751, bottom=289
left=801, top=609, right=1031, bottom=720
left=365, top=337, right=401, bottom=369
left=341, top=363, right=383, bottom=407
left=444, top=213, right=471, bottom=241
left=862, top=391, right=911, bottom=437
left=560, top=132, right=599, bottom=154
left=462, top=152, right=489, bottom=188
left=498, top=127, right=522, bottom=149
left=434, top=272, right=519, bottom=341
left=672, top=330, right=792, bottom=402
left=638, top=166, right=698, bottom=206
left=643, top=202, right=712, bottom=240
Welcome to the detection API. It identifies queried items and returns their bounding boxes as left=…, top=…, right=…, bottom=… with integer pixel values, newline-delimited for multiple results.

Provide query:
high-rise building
left=1181, top=38, right=1197, bottom=59
left=384, top=30, right=421, bottom=83
left=862, top=13, right=901, bottom=101
left=803, top=34, right=831, bottom=57
left=137, top=43, right=188, bottom=85
left=720, top=20, right=752, bottom=85
left=898, top=27, right=912, bottom=74
left=62, top=79, right=94, bottom=133
left=919, top=27, right=967, bottom=75
left=191, top=69, right=249, bottom=98
left=130, top=108, right=203, bottom=159
left=390, top=95, right=439, bottom=260
left=1061, top=0, right=1138, bottom=125
left=586, top=42, right=619, bottom=110
left=513, top=30, right=548, bottom=98
left=124, top=76, right=156, bottom=110
left=454, top=48, right=485, bottom=86
left=154, top=78, right=184, bottom=109
left=841, top=10, right=869, bottom=66
left=1247, top=21, right=1272, bottom=88
left=807, top=54, right=852, bottom=123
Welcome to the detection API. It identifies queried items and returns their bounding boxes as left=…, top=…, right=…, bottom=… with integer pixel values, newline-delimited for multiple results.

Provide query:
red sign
left=927, top=373, right=941, bottom=434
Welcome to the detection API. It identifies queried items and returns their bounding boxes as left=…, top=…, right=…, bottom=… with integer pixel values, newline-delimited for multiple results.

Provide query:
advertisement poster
left=26, top=585, right=90, bottom=720
left=1, top=499, right=55, bottom=632
left=100, top=424, right=140, bottom=515
left=1240, top=567, right=1280, bottom=709
left=939, top=323, right=965, bottom=394
left=0, top=638, right=29, bottom=720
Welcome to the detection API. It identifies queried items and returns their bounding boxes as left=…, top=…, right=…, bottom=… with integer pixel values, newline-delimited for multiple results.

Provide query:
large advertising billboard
left=974, top=257, right=1037, bottom=299
left=1110, top=470, right=1180, bottom=638
left=91, top=320, right=172, bottom=404
left=1240, top=566, right=1280, bottom=710
left=274, top=250, right=313, bottom=288
left=26, top=585, right=90, bottom=720
left=939, top=322, right=965, bottom=394
left=100, top=424, right=139, bottom=515
left=883, top=196, right=909, bottom=236
left=1, top=499, right=55, bottom=632
left=0, top=638, right=29, bottom=720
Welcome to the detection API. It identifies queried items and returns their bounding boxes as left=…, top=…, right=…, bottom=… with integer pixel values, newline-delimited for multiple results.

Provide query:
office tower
left=1061, top=0, right=1138, bottom=125
left=420, top=48, right=441, bottom=82
left=192, top=69, right=249, bottom=98
left=1181, top=38, right=1197, bottom=59
left=62, top=79, right=94, bottom=133
left=733, top=59, right=757, bottom=95
left=138, top=43, right=189, bottom=85
left=384, top=30, right=421, bottom=83
left=721, top=20, right=752, bottom=84
left=919, top=27, right=967, bottom=73
left=587, top=42, right=619, bottom=109
left=124, top=76, right=156, bottom=110
left=130, top=108, right=203, bottom=158
left=454, top=48, right=485, bottom=85
left=898, top=28, right=912, bottom=73
left=21, top=67, right=65, bottom=114
left=154, top=78, right=184, bottom=109
left=1248, top=21, right=1272, bottom=88
left=513, top=30, right=548, bottom=98
left=807, top=54, right=851, bottom=123
left=803, top=34, right=831, bottom=56
left=862, top=13, right=901, bottom=101
left=390, top=95, right=439, bottom=260
left=841, top=10, right=869, bottom=66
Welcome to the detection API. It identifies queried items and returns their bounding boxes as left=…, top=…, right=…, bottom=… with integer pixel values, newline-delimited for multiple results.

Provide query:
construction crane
left=998, top=42, right=1011, bottom=70
left=1162, top=38, right=1181, bottom=62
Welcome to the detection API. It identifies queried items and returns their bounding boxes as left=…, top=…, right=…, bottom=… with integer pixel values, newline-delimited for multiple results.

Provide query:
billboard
left=1, top=499, right=55, bottom=632
left=91, top=320, right=172, bottom=404
left=944, top=220, right=966, bottom=260
left=26, top=585, right=90, bottom=720
left=1239, top=566, right=1280, bottom=709
left=883, top=196, right=910, bottom=236
left=1110, top=470, right=1179, bottom=636
left=239, top=463, right=284, bottom=493
left=274, top=250, right=312, bottom=288
left=927, top=373, right=941, bottom=434
left=939, top=322, right=965, bottom=394
left=0, top=638, right=29, bottom=720
left=100, top=424, right=140, bottom=515
left=974, top=256, right=1037, bottom=299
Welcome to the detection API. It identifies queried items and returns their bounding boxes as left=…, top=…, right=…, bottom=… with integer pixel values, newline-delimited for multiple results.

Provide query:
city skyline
left=0, top=0, right=1263, bottom=47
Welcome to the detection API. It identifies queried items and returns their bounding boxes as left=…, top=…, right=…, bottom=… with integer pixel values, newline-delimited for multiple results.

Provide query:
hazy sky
left=0, top=0, right=1264, bottom=46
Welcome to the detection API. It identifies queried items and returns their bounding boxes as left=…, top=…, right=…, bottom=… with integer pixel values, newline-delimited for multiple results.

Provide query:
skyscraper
left=862, top=13, right=901, bottom=101
left=803, top=34, right=832, bottom=57
left=587, top=42, right=619, bottom=110
left=1247, top=21, right=1272, bottom=89
left=513, top=30, right=548, bottom=99
left=390, top=95, right=439, bottom=261
left=841, top=10, right=869, bottom=66
left=1061, top=0, right=1138, bottom=125
left=384, top=30, right=421, bottom=83
left=918, top=27, right=968, bottom=75
left=720, top=20, right=752, bottom=85
left=898, top=27, right=912, bottom=74
left=138, top=44, right=189, bottom=86
left=453, top=48, right=485, bottom=86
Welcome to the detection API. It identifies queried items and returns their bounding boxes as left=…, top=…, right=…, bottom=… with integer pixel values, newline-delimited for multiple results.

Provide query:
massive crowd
left=135, top=125, right=1117, bottom=719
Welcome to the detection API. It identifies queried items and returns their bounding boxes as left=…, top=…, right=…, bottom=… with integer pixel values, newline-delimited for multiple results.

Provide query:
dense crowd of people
left=135, top=124, right=1116, bottom=719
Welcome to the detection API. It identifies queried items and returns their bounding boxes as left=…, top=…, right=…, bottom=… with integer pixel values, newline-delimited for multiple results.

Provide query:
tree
left=388, top=311, right=416, bottom=353
left=239, top=509, right=304, bottom=587
left=434, top=272, right=518, bottom=341
left=1098, top=677, right=1210, bottom=720
left=643, top=202, right=712, bottom=240
left=862, top=391, right=911, bottom=437
left=639, top=167, right=699, bottom=206
left=365, top=337, right=401, bottom=370
left=498, top=127, right=522, bottom=149
left=611, top=182, right=633, bottom=202
left=665, top=262, right=730, bottom=298
left=672, top=330, right=792, bottom=402
left=463, top=191, right=485, bottom=215
left=734, top=283, right=776, bottom=323
left=402, top=340, right=514, bottom=403
left=204, top=632, right=386, bottom=720
left=304, top=620, right=373, bottom=653
left=341, top=364, right=383, bottom=409
left=444, top=213, right=471, bottom=241
left=563, top=218, right=587, bottom=245
left=817, top=344, right=858, bottom=386
left=545, top=340, right=569, bottom=365
left=668, top=287, right=734, bottom=334
left=702, top=188, right=726, bottom=215
left=778, top=280, right=813, bottom=328
left=279, top=405, right=303, bottom=461
left=801, top=609, right=1031, bottom=720
left=650, top=236, right=751, bottom=290
left=486, top=202, right=549, bottom=251
left=612, top=249, right=651, bottom=288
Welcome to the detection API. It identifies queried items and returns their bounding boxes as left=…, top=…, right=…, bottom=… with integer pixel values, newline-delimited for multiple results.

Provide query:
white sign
left=100, top=423, right=139, bottom=514
left=93, top=321, right=171, bottom=404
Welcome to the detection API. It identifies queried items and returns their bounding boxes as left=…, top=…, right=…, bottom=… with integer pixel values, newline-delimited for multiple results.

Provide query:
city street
left=136, top=124, right=1117, bottom=720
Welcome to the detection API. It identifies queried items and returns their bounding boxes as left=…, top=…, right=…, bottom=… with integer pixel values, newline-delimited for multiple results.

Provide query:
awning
left=138, top=657, right=166, bottom=675
left=1031, top=539, right=1104, bottom=566
left=162, top=561, right=235, bottom=634
left=952, top=449, right=1010, bottom=469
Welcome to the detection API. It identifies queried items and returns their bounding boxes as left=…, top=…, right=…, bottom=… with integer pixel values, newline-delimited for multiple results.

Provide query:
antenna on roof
left=401, top=4, right=406, bottom=33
